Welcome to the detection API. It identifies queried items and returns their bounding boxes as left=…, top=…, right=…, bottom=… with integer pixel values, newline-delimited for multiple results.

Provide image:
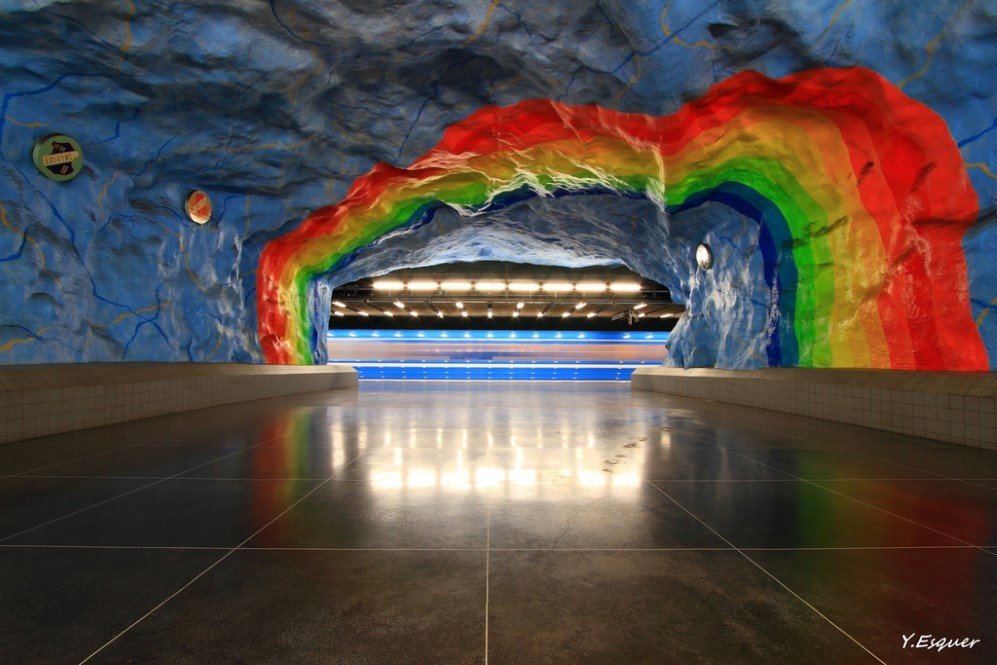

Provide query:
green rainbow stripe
left=257, top=67, right=986, bottom=370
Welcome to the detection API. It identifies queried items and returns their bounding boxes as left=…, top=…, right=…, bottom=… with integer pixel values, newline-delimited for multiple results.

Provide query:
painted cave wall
left=0, top=1, right=993, bottom=369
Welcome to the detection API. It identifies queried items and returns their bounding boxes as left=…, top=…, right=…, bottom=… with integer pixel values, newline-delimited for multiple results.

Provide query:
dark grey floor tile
left=451, top=442, right=782, bottom=484
left=487, top=550, right=873, bottom=664
left=7, top=478, right=323, bottom=547
left=0, top=476, right=152, bottom=540
left=177, top=441, right=362, bottom=479
left=488, top=484, right=726, bottom=550
left=0, top=443, right=133, bottom=476
left=29, top=413, right=265, bottom=448
left=19, top=444, right=250, bottom=478
left=283, top=442, right=466, bottom=481
left=94, top=549, right=485, bottom=665
left=638, top=445, right=787, bottom=481
left=826, top=445, right=997, bottom=480
left=0, top=547, right=219, bottom=664
left=690, top=428, right=828, bottom=451
left=247, top=482, right=489, bottom=549
left=751, top=548, right=997, bottom=664
left=733, top=448, right=938, bottom=480
left=654, top=481, right=964, bottom=548
left=809, top=480, right=997, bottom=546
left=136, top=430, right=270, bottom=448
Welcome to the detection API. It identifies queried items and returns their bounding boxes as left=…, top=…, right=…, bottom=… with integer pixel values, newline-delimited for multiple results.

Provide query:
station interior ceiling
left=328, top=262, right=685, bottom=332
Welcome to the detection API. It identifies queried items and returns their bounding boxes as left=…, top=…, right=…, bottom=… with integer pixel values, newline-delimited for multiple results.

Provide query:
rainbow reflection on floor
left=326, top=329, right=669, bottom=380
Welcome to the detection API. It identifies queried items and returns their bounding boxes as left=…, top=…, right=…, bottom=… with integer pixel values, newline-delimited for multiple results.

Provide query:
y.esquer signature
left=902, top=634, right=981, bottom=652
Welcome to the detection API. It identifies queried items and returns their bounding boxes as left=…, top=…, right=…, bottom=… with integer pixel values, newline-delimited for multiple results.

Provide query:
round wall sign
left=185, top=190, right=212, bottom=225
left=32, top=134, right=84, bottom=182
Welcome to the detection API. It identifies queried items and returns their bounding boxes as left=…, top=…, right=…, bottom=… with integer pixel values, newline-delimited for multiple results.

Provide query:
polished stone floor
left=1, top=381, right=994, bottom=664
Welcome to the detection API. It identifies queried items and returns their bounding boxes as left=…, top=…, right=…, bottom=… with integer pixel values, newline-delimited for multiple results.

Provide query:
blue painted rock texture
left=0, top=1, right=993, bottom=368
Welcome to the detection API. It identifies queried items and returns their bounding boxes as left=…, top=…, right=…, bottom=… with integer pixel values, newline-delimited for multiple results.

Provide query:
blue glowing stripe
left=328, top=329, right=669, bottom=343
left=350, top=366, right=642, bottom=381
left=335, top=360, right=659, bottom=381
left=336, top=361, right=657, bottom=367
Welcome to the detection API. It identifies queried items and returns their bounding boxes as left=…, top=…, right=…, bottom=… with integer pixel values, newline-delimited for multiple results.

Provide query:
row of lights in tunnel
left=332, top=278, right=654, bottom=320
left=362, top=242, right=713, bottom=295
left=369, top=279, right=643, bottom=293
left=329, top=248, right=711, bottom=321
left=332, top=300, right=676, bottom=320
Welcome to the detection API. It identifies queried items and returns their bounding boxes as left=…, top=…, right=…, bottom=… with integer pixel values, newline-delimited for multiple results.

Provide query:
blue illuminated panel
left=327, top=329, right=668, bottom=381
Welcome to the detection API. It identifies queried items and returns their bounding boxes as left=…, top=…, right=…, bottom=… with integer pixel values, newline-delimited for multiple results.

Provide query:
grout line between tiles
left=11, top=474, right=993, bottom=483
left=0, top=443, right=145, bottom=481
left=733, top=420, right=997, bottom=493
left=688, top=433, right=996, bottom=556
left=484, top=503, right=490, bottom=665
left=644, top=480, right=888, bottom=665
left=76, top=450, right=367, bottom=664
left=0, top=544, right=986, bottom=552
left=0, top=428, right=221, bottom=479
left=0, top=435, right=281, bottom=544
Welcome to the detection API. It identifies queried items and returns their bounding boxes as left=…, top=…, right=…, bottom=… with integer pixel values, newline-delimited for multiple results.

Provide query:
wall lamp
left=696, top=243, right=713, bottom=270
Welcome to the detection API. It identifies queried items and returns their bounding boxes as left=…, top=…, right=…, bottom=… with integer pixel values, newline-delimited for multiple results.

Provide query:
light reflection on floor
left=304, top=385, right=675, bottom=497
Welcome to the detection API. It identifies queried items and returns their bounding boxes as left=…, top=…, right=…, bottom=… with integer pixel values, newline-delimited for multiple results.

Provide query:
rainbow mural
left=257, top=67, right=987, bottom=370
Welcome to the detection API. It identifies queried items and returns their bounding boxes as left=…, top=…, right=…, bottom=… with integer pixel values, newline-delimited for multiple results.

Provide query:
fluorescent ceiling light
left=455, top=301, right=464, bottom=309
left=574, top=302, right=586, bottom=310
left=536, top=312, right=544, bottom=318
left=410, top=311, right=419, bottom=317
left=561, top=311, right=571, bottom=318
left=634, top=303, right=647, bottom=310
left=475, top=281, right=506, bottom=292
left=393, top=301, right=405, bottom=309
left=541, top=281, right=573, bottom=292
left=460, top=311, right=468, bottom=318
left=508, top=281, right=539, bottom=293
left=610, top=282, right=641, bottom=293
left=384, top=311, right=394, bottom=317
left=359, top=311, right=370, bottom=317
left=436, top=311, right=444, bottom=318
left=576, top=281, right=607, bottom=292
left=638, top=312, right=646, bottom=318
left=332, top=300, right=346, bottom=308
left=407, top=280, right=439, bottom=291
left=441, top=280, right=472, bottom=291
left=333, top=311, right=345, bottom=317
left=586, top=312, right=597, bottom=318
left=487, top=310, right=493, bottom=319
left=512, top=311, right=520, bottom=318
left=516, top=302, right=525, bottom=309
left=372, top=279, right=404, bottom=290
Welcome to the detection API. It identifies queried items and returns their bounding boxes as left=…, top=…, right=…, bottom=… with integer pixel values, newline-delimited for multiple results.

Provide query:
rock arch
left=256, top=67, right=986, bottom=370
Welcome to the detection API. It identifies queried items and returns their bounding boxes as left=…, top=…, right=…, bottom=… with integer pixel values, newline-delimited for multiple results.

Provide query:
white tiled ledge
left=0, top=363, right=358, bottom=445
left=631, top=367, right=996, bottom=449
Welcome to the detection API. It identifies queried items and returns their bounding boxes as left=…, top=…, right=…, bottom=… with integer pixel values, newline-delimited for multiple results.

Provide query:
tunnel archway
left=257, top=67, right=987, bottom=370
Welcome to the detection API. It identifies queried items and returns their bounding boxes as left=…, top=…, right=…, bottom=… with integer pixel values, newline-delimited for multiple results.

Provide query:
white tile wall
left=632, top=367, right=996, bottom=450
left=0, top=363, right=358, bottom=444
